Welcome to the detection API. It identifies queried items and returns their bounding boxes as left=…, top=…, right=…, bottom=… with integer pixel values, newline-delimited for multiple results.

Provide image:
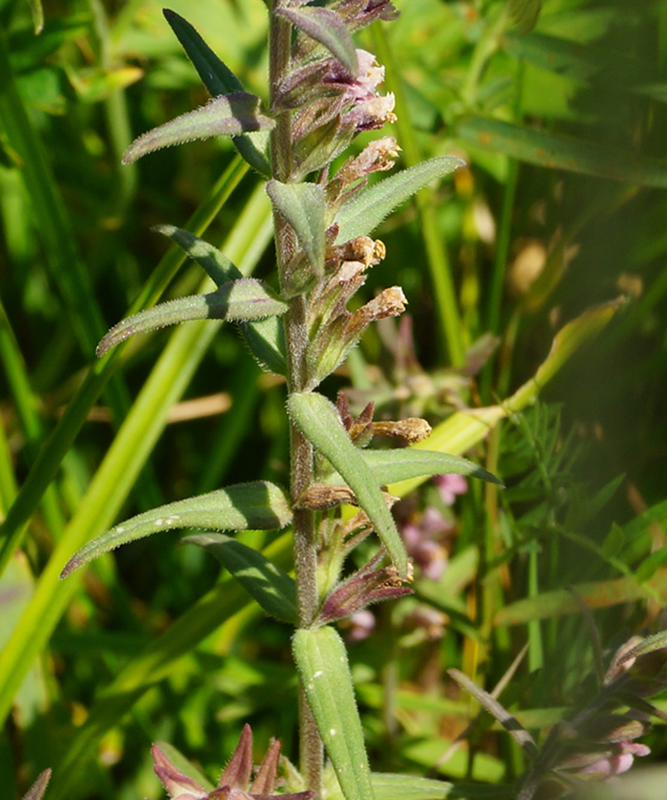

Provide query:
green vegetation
left=2, top=1, right=667, bottom=799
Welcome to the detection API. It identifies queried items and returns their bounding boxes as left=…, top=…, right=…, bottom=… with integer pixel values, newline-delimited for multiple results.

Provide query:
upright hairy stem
left=269, top=3, right=323, bottom=795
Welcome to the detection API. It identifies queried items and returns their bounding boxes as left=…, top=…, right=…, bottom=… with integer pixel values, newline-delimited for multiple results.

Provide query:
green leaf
left=163, top=8, right=271, bottom=175
left=508, top=0, right=541, bottom=34
left=240, top=315, right=287, bottom=376
left=122, top=93, right=275, bottom=164
left=96, top=280, right=288, bottom=356
left=457, top=117, right=667, bottom=188
left=293, top=626, right=374, bottom=800
left=184, top=532, right=297, bottom=623
left=360, top=450, right=502, bottom=487
left=266, top=181, right=326, bottom=277
left=60, top=481, right=292, bottom=577
left=154, top=224, right=243, bottom=286
left=370, top=774, right=456, bottom=800
left=287, top=392, right=407, bottom=578
left=278, top=7, right=358, bottom=78
left=153, top=226, right=286, bottom=374
left=335, top=156, right=464, bottom=243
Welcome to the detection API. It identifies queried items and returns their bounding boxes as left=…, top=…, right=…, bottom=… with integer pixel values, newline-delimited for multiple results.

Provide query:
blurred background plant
left=2, top=0, right=667, bottom=798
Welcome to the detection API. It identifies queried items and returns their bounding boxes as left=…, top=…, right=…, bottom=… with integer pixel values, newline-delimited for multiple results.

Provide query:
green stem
left=268, top=3, right=323, bottom=793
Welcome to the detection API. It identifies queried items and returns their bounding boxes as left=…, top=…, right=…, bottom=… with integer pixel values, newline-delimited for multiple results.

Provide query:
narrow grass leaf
left=457, top=117, right=667, bottom=187
left=293, top=626, right=375, bottom=800
left=448, top=669, right=538, bottom=759
left=184, top=532, right=297, bottom=623
left=278, top=7, right=358, bottom=78
left=49, top=534, right=292, bottom=800
left=361, top=450, right=502, bottom=486
left=162, top=8, right=271, bottom=175
left=26, top=0, right=44, bottom=34
left=122, top=94, right=275, bottom=164
left=60, top=481, right=292, bottom=578
left=266, top=181, right=326, bottom=277
left=96, top=281, right=288, bottom=355
left=287, top=392, right=407, bottom=578
left=335, top=156, right=464, bottom=243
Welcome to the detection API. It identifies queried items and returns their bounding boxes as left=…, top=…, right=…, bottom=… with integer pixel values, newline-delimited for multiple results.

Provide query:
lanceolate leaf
left=60, top=481, right=292, bottom=577
left=266, top=181, right=326, bottom=277
left=184, top=532, right=298, bottom=623
left=278, top=7, right=358, bottom=78
left=153, top=226, right=286, bottom=374
left=293, top=626, right=375, bottom=800
left=154, top=224, right=243, bottom=286
left=240, top=315, right=287, bottom=375
left=335, top=156, right=464, bottom=243
left=370, top=774, right=455, bottom=800
left=287, top=392, right=408, bottom=578
left=360, top=450, right=502, bottom=486
left=457, top=117, right=667, bottom=188
left=163, top=8, right=271, bottom=175
left=96, top=280, right=288, bottom=356
left=122, top=93, right=275, bottom=164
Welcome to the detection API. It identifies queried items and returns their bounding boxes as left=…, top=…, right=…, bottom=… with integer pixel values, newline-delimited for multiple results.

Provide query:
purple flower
left=434, top=473, right=468, bottom=506
left=150, top=725, right=312, bottom=800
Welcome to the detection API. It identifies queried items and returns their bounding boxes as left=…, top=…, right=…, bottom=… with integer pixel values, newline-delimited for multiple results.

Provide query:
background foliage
left=2, top=0, right=667, bottom=798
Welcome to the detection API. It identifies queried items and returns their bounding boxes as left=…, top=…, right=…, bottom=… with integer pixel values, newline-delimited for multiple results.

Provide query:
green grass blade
left=0, top=157, right=250, bottom=578
left=457, top=116, right=667, bottom=187
left=0, top=188, right=273, bottom=727
left=49, top=532, right=292, bottom=800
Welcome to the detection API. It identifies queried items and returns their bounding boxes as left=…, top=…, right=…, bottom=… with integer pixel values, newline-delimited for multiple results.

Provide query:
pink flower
left=347, top=609, right=376, bottom=641
left=402, top=507, right=453, bottom=582
left=579, top=742, right=651, bottom=779
left=434, top=474, right=468, bottom=506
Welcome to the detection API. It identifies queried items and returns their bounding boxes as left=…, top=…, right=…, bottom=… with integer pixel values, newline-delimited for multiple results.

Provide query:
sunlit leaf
left=60, top=481, right=292, bottom=577
left=184, top=532, right=297, bottom=623
left=96, top=280, right=288, bottom=356
left=163, top=8, right=271, bottom=175
left=278, top=7, right=358, bottom=78
left=293, top=626, right=374, bottom=800
left=360, top=450, right=502, bottom=487
left=123, top=93, right=275, bottom=164
left=287, top=392, right=408, bottom=578
left=335, top=156, right=464, bottom=243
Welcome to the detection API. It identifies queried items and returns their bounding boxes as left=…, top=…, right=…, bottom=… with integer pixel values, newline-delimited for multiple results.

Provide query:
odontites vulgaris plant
left=60, top=3, right=502, bottom=800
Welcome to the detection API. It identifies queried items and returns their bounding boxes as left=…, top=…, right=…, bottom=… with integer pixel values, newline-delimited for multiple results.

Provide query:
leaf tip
left=60, top=558, right=80, bottom=579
